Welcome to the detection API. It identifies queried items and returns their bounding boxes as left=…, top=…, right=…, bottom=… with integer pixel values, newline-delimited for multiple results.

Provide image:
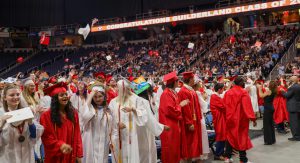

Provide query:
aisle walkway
left=204, top=120, right=300, bottom=163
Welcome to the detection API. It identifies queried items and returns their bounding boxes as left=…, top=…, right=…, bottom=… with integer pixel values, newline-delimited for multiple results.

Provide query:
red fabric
left=159, top=88, right=182, bottom=163
left=106, top=88, right=118, bottom=105
left=44, top=82, right=68, bottom=96
left=69, top=84, right=77, bottom=94
left=40, top=35, right=50, bottom=45
left=163, top=71, right=178, bottom=85
left=40, top=110, right=83, bottom=163
left=210, top=94, right=226, bottom=141
left=178, top=86, right=202, bottom=159
left=223, top=86, right=255, bottom=151
left=257, top=87, right=265, bottom=106
left=273, top=86, right=289, bottom=124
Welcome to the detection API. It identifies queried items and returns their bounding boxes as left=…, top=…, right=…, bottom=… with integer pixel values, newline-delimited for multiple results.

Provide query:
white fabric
left=136, top=98, right=164, bottom=163
left=39, top=96, right=51, bottom=109
left=154, top=85, right=163, bottom=107
left=0, top=119, right=44, bottom=163
left=196, top=91, right=210, bottom=156
left=81, top=103, right=112, bottom=163
left=246, top=84, right=259, bottom=112
left=109, top=94, right=148, bottom=163
left=24, top=80, right=34, bottom=86
left=70, top=94, right=87, bottom=132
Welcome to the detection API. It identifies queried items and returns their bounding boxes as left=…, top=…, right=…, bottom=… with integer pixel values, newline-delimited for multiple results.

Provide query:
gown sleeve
left=241, top=92, right=256, bottom=121
left=74, top=112, right=83, bottom=158
left=40, top=112, right=65, bottom=157
left=178, top=90, right=193, bottom=126
left=159, top=91, right=182, bottom=121
left=133, top=96, right=148, bottom=126
left=142, top=99, right=164, bottom=136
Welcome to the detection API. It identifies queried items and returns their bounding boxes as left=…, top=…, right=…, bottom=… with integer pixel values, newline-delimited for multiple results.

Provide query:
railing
left=0, top=49, right=40, bottom=77
left=215, top=0, right=268, bottom=8
left=268, top=34, right=300, bottom=80
left=30, top=24, right=80, bottom=33
left=178, top=33, right=228, bottom=73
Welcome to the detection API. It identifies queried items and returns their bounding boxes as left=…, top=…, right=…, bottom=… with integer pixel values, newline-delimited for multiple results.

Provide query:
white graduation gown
left=246, top=84, right=259, bottom=113
left=196, top=91, right=210, bottom=157
left=136, top=98, right=164, bottom=163
left=109, top=94, right=148, bottom=163
left=0, top=120, right=44, bottom=163
left=70, top=94, right=87, bottom=131
left=81, top=104, right=112, bottom=163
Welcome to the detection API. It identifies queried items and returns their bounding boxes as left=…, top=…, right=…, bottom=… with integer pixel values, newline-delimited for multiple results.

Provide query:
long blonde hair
left=116, top=80, right=132, bottom=106
left=3, top=84, right=22, bottom=112
left=22, top=84, right=38, bottom=106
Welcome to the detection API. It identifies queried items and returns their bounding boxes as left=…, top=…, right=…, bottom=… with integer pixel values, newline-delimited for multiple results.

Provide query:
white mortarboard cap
left=78, top=24, right=90, bottom=40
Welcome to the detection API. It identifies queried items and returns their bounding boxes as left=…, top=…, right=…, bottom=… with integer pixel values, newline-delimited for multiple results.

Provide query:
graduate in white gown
left=81, top=84, right=112, bottom=163
left=0, top=84, right=44, bottom=163
left=245, top=78, right=259, bottom=113
left=193, top=77, right=210, bottom=160
left=108, top=79, right=148, bottom=163
left=135, top=80, right=169, bottom=163
left=70, top=81, right=87, bottom=132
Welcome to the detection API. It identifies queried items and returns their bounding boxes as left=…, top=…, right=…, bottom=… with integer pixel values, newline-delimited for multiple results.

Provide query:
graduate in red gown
left=210, top=83, right=226, bottom=160
left=159, top=71, right=186, bottom=163
left=273, top=79, right=289, bottom=133
left=223, top=77, right=256, bottom=163
left=106, top=75, right=118, bottom=105
left=273, top=79, right=289, bottom=123
left=177, top=71, right=202, bottom=161
left=40, top=82, right=83, bottom=163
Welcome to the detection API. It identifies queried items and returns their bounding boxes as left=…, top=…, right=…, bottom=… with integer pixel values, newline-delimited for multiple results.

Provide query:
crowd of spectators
left=189, top=25, right=298, bottom=80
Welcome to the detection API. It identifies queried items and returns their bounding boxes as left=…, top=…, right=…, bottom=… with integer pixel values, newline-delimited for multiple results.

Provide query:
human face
left=92, top=91, right=105, bottom=106
left=78, top=82, right=85, bottom=91
left=109, top=78, right=117, bottom=87
left=27, top=83, right=36, bottom=94
left=4, top=88, right=21, bottom=109
left=189, top=77, right=195, bottom=86
left=58, top=92, right=69, bottom=106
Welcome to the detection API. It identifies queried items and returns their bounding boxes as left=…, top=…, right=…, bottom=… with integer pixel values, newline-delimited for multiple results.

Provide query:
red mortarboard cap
left=48, top=77, right=57, bottom=84
left=128, top=76, right=135, bottom=82
left=229, top=75, right=238, bottom=82
left=256, top=79, right=265, bottom=84
left=94, top=72, right=106, bottom=79
left=182, top=71, right=194, bottom=80
left=217, top=75, right=224, bottom=82
left=72, top=75, right=78, bottom=80
left=43, top=82, right=68, bottom=97
left=163, top=71, right=178, bottom=85
left=106, top=75, right=113, bottom=83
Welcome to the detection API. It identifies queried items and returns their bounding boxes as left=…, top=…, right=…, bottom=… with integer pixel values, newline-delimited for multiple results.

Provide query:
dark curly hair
left=50, top=95, right=75, bottom=126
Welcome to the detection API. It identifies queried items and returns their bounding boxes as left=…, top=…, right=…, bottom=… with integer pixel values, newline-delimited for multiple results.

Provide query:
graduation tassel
left=129, top=112, right=132, bottom=144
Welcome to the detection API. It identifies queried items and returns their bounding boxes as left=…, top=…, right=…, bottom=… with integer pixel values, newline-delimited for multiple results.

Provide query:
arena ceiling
left=0, top=0, right=217, bottom=27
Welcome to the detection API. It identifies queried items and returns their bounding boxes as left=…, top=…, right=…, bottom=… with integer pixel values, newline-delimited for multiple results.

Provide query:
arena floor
left=203, top=119, right=300, bottom=163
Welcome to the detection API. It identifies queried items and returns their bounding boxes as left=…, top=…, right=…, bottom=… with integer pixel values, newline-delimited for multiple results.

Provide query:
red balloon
left=17, top=57, right=24, bottom=63
left=65, top=58, right=69, bottom=62
left=148, top=50, right=153, bottom=56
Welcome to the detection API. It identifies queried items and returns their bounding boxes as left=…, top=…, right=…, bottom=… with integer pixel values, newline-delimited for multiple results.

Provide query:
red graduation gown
left=210, top=94, right=226, bottom=141
left=178, top=86, right=202, bottom=159
left=273, top=86, right=289, bottom=124
left=106, top=88, right=118, bottom=105
left=159, top=88, right=182, bottom=163
left=223, top=86, right=255, bottom=151
left=40, top=110, right=83, bottom=163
